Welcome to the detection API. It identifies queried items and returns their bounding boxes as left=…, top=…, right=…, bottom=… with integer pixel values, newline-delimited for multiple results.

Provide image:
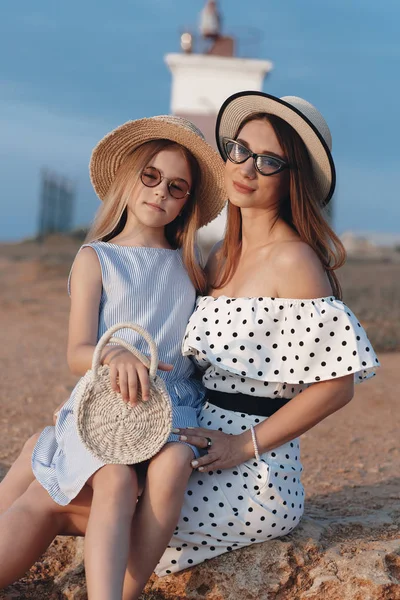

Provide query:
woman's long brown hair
left=86, top=139, right=207, bottom=293
left=215, top=113, right=346, bottom=299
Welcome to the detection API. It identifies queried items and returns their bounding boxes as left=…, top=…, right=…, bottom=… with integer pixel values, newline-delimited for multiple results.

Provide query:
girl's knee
left=149, top=443, right=193, bottom=479
left=156, top=442, right=193, bottom=465
left=92, top=465, right=137, bottom=497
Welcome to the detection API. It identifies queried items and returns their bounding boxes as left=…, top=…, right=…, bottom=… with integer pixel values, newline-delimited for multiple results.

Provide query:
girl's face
left=224, top=119, right=290, bottom=211
left=128, top=148, right=192, bottom=228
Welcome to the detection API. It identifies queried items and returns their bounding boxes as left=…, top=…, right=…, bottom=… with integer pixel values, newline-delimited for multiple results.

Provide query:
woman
left=155, top=91, right=379, bottom=574
left=0, top=92, right=379, bottom=589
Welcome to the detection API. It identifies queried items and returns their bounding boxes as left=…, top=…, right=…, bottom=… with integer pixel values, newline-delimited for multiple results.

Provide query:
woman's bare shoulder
left=269, top=240, right=333, bottom=299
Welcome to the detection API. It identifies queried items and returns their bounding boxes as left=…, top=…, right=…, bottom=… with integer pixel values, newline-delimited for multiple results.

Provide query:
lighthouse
left=165, top=1, right=273, bottom=254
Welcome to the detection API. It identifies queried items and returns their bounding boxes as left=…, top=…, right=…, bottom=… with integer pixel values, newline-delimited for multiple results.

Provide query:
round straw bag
left=75, top=322, right=172, bottom=464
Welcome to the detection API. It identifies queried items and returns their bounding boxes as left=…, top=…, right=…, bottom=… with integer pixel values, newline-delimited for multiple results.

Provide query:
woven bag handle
left=92, top=322, right=158, bottom=378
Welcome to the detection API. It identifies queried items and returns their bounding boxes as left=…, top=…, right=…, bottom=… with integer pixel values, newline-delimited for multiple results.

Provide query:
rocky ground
left=0, top=236, right=399, bottom=599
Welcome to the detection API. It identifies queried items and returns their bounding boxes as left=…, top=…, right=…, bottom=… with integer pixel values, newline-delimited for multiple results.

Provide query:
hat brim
left=215, top=91, right=335, bottom=206
left=90, top=117, right=227, bottom=228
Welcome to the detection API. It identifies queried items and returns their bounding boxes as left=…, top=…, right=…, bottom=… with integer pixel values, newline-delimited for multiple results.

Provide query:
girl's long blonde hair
left=86, top=139, right=207, bottom=293
left=214, top=113, right=346, bottom=299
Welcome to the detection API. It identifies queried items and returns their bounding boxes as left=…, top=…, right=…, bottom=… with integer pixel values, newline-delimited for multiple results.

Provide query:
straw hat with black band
left=90, top=115, right=227, bottom=228
left=215, top=91, right=336, bottom=207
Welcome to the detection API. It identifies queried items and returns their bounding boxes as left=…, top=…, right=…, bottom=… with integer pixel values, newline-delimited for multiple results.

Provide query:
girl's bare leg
left=0, top=443, right=188, bottom=596
left=0, top=434, right=39, bottom=514
left=0, top=479, right=68, bottom=588
left=85, top=465, right=138, bottom=600
left=122, top=443, right=193, bottom=600
left=0, top=478, right=96, bottom=589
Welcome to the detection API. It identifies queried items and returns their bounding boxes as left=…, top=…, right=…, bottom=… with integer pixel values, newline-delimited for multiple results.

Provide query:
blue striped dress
left=31, top=242, right=205, bottom=506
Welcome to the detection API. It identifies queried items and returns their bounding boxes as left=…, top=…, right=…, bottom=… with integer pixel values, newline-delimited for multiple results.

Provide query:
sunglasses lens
left=141, top=167, right=161, bottom=187
left=141, top=166, right=189, bottom=199
left=169, top=179, right=189, bottom=199
left=225, top=139, right=249, bottom=164
left=256, top=156, right=284, bottom=175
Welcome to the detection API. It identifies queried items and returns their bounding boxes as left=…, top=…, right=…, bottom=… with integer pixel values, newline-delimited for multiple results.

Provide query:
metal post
left=37, top=169, right=75, bottom=238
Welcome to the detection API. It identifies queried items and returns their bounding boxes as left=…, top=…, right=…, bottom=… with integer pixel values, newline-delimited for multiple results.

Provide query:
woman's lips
left=233, top=181, right=255, bottom=194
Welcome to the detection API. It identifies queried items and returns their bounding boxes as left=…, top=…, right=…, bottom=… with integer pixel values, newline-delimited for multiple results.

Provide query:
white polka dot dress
left=156, top=295, right=379, bottom=575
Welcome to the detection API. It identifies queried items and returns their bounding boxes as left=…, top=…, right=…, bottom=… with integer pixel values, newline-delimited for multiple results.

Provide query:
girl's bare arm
left=67, top=246, right=103, bottom=376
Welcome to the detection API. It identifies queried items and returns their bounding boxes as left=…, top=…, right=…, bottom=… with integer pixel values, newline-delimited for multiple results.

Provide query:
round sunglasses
left=223, top=138, right=289, bottom=176
left=140, top=166, right=190, bottom=200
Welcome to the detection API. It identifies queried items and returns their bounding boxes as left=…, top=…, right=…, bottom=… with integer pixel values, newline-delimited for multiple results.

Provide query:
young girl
left=0, top=116, right=226, bottom=599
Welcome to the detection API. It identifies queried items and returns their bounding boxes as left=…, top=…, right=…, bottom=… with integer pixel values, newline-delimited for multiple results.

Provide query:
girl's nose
left=155, top=179, right=168, bottom=199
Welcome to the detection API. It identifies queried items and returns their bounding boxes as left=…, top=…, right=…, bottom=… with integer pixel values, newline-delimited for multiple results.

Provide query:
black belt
left=206, top=389, right=291, bottom=418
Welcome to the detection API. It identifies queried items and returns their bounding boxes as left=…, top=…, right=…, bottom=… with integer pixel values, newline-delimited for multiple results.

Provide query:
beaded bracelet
left=250, top=425, right=261, bottom=461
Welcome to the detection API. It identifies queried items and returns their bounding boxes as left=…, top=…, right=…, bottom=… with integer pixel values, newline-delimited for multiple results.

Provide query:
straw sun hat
left=90, top=115, right=227, bottom=228
left=216, top=91, right=336, bottom=206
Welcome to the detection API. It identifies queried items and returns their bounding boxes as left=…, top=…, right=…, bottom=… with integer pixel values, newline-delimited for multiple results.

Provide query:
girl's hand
left=173, top=427, right=253, bottom=472
left=104, top=348, right=173, bottom=407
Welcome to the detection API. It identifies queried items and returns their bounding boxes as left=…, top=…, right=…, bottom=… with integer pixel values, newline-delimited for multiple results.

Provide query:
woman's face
left=128, top=147, right=192, bottom=228
left=224, top=119, right=290, bottom=210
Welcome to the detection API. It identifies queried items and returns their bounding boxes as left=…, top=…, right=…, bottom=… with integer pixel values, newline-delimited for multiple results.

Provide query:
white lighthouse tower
left=165, top=1, right=273, bottom=255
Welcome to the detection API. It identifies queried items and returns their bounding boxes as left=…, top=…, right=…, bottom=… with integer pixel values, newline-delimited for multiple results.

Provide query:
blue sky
left=0, top=0, right=399, bottom=241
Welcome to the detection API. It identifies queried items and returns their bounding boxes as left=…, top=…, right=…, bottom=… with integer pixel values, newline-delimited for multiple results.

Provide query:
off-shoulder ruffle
left=183, top=296, right=379, bottom=385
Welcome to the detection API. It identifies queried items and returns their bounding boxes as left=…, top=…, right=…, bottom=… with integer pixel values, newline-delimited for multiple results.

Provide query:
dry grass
left=340, top=260, right=400, bottom=351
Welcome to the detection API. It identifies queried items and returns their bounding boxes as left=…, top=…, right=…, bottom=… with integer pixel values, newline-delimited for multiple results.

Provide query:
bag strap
left=92, top=323, right=158, bottom=378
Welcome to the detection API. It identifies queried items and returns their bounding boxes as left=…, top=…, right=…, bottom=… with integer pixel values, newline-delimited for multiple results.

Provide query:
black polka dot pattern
left=183, top=296, right=379, bottom=397
left=155, top=403, right=304, bottom=577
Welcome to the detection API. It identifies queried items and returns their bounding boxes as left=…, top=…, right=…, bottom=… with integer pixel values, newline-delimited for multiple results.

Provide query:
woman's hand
left=104, top=348, right=173, bottom=407
left=173, top=427, right=253, bottom=472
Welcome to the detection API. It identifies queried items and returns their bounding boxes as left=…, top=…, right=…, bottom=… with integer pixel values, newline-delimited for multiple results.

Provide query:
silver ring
left=205, top=436, right=213, bottom=448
